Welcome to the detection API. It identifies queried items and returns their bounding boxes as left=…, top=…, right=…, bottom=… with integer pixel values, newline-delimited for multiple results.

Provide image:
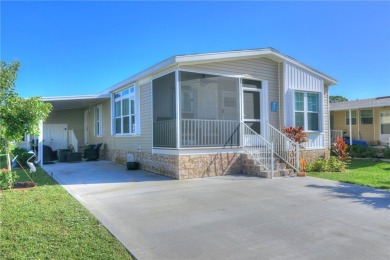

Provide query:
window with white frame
left=94, top=105, right=102, bottom=136
left=345, top=110, right=357, bottom=125
left=360, top=109, right=373, bottom=124
left=294, top=91, right=320, bottom=131
left=113, top=86, right=137, bottom=134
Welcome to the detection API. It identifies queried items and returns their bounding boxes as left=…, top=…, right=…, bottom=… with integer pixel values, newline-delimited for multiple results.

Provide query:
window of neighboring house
left=113, top=86, right=137, bottom=134
left=381, top=112, right=390, bottom=134
left=94, top=105, right=102, bottom=136
left=294, top=91, right=320, bottom=131
left=345, top=110, right=357, bottom=125
left=360, top=109, right=373, bottom=124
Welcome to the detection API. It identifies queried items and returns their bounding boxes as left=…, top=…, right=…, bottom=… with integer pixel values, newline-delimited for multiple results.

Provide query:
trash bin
left=58, top=149, right=70, bottom=162
left=127, top=162, right=139, bottom=170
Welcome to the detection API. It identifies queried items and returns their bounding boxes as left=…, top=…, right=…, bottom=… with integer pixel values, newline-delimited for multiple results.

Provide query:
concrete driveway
left=43, top=160, right=390, bottom=260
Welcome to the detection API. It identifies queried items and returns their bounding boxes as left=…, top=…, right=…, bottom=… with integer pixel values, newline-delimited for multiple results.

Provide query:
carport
left=26, top=94, right=110, bottom=166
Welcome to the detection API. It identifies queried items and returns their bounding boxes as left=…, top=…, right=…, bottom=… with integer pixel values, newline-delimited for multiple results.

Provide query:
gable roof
left=330, top=96, right=390, bottom=111
left=102, top=47, right=337, bottom=94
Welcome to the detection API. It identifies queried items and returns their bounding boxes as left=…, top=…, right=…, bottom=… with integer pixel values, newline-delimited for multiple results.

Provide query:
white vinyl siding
left=284, top=61, right=325, bottom=149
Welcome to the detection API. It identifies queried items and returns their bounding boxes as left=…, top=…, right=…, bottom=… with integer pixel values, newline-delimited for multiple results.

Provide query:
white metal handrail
left=330, top=130, right=343, bottom=144
left=241, top=123, right=274, bottom=178
left=267, top=124, right=299, bottom=171
left=69, top=129, right=79, bottom=152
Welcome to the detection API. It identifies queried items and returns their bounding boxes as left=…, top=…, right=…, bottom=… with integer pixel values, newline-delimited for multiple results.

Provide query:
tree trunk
left=6, top=151, right=11, bottom=171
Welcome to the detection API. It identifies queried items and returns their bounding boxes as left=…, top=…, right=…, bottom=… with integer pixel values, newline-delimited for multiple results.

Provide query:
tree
left=0, top=61, right=52, bottom=171
left=329, top=95, right=348, bottom=103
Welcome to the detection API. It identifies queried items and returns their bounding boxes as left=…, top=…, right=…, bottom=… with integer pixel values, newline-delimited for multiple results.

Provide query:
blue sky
left=1, top=1, right=389, bottom=100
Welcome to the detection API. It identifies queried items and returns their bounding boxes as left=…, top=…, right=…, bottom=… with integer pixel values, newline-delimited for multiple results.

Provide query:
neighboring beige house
left=330, top=96, right=390, bottom=146
left=35, top=48, right=337, bottom=179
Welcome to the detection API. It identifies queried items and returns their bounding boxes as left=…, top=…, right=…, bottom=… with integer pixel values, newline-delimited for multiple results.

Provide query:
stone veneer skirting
left=107, top=148, right=329, bottom=179
left=300, top=149, right=330, bottom=164
left=108, top=149, right=242, bottom=180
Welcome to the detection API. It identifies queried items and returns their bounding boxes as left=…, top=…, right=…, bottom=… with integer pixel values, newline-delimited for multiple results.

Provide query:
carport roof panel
left=43, top=94, right=110, bottom=110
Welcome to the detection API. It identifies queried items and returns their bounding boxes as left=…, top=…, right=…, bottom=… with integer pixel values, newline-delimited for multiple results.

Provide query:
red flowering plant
left=0, top=168, right=16, bottom=190
left=332, top=137, right=350, bottom=162
left=282, top=126, right=308, bottom=146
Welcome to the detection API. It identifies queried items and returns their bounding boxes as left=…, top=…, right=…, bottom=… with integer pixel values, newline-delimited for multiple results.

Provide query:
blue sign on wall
left=271, top=101, right=278, bottom=112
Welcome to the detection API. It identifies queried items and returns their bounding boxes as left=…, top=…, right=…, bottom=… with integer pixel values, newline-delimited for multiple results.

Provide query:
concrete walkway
left=43, top=160, right=390, bottom=260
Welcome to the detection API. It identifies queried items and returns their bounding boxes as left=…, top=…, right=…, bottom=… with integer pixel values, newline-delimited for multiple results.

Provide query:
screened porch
left=153, top=71, right=261, bottom=148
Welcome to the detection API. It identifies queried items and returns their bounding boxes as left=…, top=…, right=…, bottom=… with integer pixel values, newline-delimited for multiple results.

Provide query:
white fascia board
left=175, top=49, right=274, bottom=63
left=43, top=94, right=110, bottom=102
left=100, top=57, right=176, bottom=94
left=176, top=49, right=337, bottom=86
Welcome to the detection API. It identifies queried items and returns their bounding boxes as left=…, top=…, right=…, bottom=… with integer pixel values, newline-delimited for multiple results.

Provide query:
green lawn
left=308, top=159, right=390, bottom=190
left=0, top=161, right=134, bottom=259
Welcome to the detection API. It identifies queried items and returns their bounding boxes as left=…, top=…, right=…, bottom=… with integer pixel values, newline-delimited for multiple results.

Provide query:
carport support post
left=349, top=109, right=352, bottom=146
left=38, top=120, right=43, bottom=167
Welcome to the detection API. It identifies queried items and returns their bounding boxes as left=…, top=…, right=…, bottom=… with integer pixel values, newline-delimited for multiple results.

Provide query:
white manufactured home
left=36, top=48, right=337, bottom=179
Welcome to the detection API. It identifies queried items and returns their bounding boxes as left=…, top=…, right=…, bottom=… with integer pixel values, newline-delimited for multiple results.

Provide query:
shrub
left=332, top=137, right=350, bottom=162
left=282, top=126, right=308, bottom=145
left=349, top=145, right=376, bottom=158
left=383, top=148, right=390, bottom=159
left=306, top=156, right=346, bottom=172
left=0, top=168, right=17, bottom=189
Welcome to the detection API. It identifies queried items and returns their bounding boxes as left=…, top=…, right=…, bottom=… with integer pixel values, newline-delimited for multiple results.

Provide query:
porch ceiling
left=43, top=94, right=110, bottom=110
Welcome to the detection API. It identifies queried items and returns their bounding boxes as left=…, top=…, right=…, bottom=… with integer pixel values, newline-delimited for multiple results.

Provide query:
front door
left=243, top=90, right=261, bottom=134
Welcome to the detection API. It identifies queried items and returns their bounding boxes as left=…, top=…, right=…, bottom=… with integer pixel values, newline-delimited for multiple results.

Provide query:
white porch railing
left=330, top=130, right=343, bottom=144
left=153, top=119, right=302, bottom=175
left=69, top=129, right=78, bottom=152
left=241, top=122, right=274, bottom=178
left=181, top=119, right=240, bottom=147
left=267, top=124, right=300, bottom=172
left=154, top=120, right=176, bottom=147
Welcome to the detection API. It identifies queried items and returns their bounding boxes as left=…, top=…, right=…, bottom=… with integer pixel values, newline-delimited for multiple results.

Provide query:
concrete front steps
left=242, top=154, right=295, bottom=178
